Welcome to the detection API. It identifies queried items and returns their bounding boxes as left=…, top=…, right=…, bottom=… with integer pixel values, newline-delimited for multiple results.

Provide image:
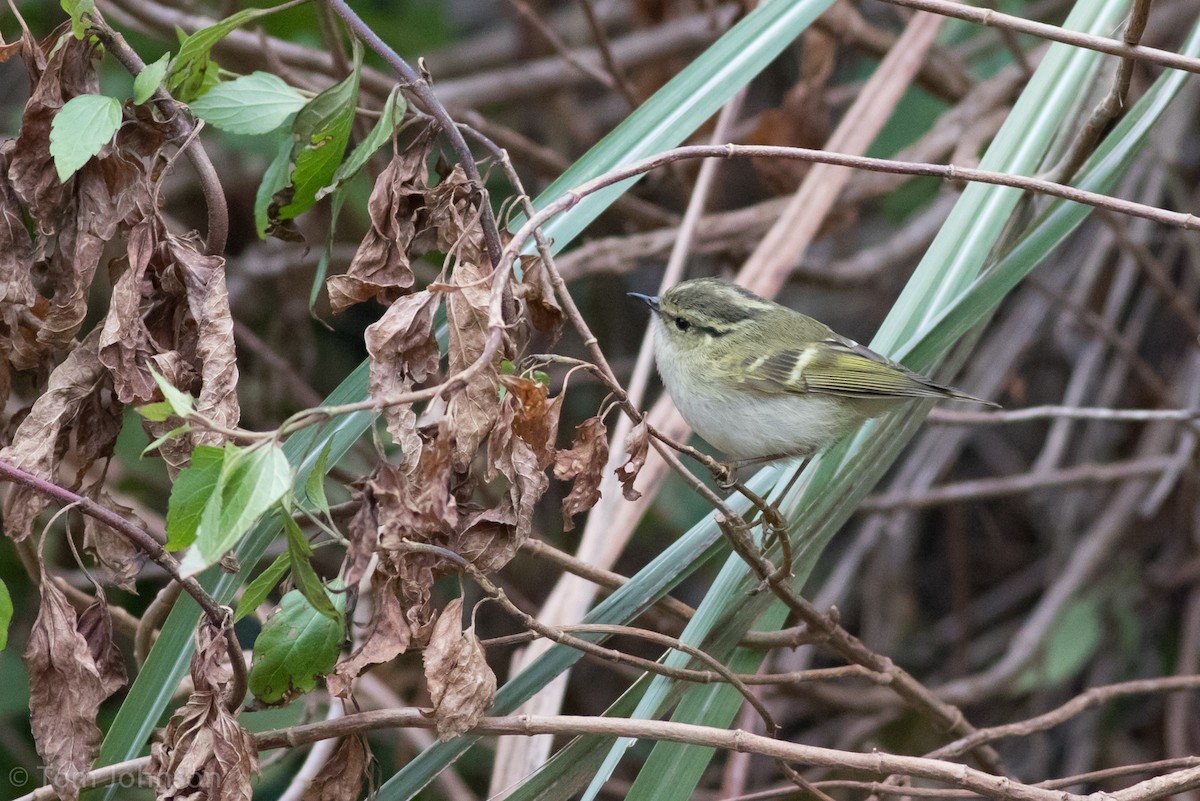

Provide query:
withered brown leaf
left=0, top=327, right=112, bottom=540
left=23, top=578, right=109, bottom=801
left=498, top=373, right=562, bottom=471
left=423, top=598, right=496, bottom=741
left=10, top=32, right=99, bottom=233
left=515, top=255, right=564, bottom=344
left=300, top=734, right=372, bottom=801
left=81, top=483, right=144, bottom=591
left=149, top=621, right=258, bottom=801
left=167, top=231, right=240, bottom=449
left=617, top=420, right=650, bottom=502
left=326, top=577, right=413, bottom=698
left=326, top=133, right=432, bottom=313
left=98, top=217, right=157, bottom=404
left=363, top=289, right=441, bottom=468
left=38, top=153, right=148, bottom=353
left=445, top=258, right=501, bottom=471
left=75, top=588, right=128, bottom=697
left=554, top=415, right=609, bottom=530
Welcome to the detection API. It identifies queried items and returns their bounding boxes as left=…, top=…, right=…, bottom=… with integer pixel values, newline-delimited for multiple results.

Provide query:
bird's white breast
left=653, top=329, right=859, bottom=460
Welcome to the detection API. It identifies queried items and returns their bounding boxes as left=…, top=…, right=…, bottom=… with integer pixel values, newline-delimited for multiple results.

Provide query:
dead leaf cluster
left=149, top=621, right=258, bottom=801
left=0, top=29, right=241, bottom=552
left=23, top=581, right=126, bottom=801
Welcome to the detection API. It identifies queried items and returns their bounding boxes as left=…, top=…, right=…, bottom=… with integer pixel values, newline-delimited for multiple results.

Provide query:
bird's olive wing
left=729, top=338, right=949, bottom=399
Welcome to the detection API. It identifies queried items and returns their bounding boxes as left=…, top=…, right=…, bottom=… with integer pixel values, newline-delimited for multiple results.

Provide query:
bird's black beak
left=628, top=292, right=660, bottom=312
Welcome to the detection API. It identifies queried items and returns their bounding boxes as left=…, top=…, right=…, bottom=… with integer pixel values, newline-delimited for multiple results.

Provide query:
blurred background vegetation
left=3, top=0, right=1200, bottom=799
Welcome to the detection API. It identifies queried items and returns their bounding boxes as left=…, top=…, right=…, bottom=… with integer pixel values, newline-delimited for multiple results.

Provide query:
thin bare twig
left=877, top=0, right=1200, bottom=76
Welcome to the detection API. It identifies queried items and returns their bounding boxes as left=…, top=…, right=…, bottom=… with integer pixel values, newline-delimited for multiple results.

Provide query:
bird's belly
left=670, top=381, right=858, bottom=460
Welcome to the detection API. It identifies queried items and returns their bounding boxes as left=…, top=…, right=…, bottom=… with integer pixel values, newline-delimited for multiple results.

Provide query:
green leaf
left=234, top=551, right=290, bottom=621
left=272, top=41, right=362, bottom=220
left=133, top=53, right=170, bottom=105
left=150, top=368, right=195, bottom=417
left=1013, top=594, right=1103, bottom=693
left=303, top=442, right=331, bottom=515
left=284, top=514, right=338, bottom=619
left=0, top=579, right=11, bottom=650
left=61, top=0, right=95, bottom=39
left=190, top=71, right=306, bottom=135
left=135, top=401, right=175, bottom=422
left=49, top=94, right=122, bottom=182
left=167, top=5, right=281, bottom=103
left=165, top=445, right=226, bottom=550
left=316, top=87, right=406, bottom=201
left=248, top=588, right=343, bottom=705
left=178, top=442, right=292, bottom=576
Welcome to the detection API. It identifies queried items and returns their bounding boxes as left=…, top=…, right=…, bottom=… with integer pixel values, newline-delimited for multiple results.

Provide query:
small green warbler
left=631, top=278, right=995, bottom=461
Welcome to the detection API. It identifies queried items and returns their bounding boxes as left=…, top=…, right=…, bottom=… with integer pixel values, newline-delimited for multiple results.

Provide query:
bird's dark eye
left=674, top=316, right=690, bottom=332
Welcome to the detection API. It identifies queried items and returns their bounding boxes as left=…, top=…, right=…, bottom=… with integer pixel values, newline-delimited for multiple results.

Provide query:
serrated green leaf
left=61, top=0, right=95, bottom=39
left=49, top=94, right=122, bottom=182
left=284, top=514, right=337, bottom=619
left=0, top=578, right=11, bottom=650
left=248, top=588, right=343, bottom=704
left=316, top=87, right=405, bottom=201
left=178, top=442, right=292, bottom=576
left=190, top=71, right=306, bottom=135
left=167, top=5, right=281, bottom=103
left=165, top=445, right=227, bottom=550
left=273, top=41, right=362, bottom=220
left=133, top=52, right=170, bottom=104
left=303, top=442, right=331, bottom=515
left=149, top=368, right=195, bottom=417
left=234, top=551, right=290, bottom=621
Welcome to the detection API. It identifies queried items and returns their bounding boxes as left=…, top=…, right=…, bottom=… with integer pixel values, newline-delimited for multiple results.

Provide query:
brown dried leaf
left=363, top=290, right=441, bottom=467
left=515, top=255, right=564, bottom=343
left=98, top=217, right=158, bottom=403
left=23, top=578, right=107, bottom=801
left=423, top=598, right=496, bottom=740
left=341, top=480, right=380, bottom=598
left=75, top=589, right=128, bottom=697
left=445, top=258, right=501, bottom=471
left=168, top=232, right=240, bottom=448
left=498, top=374, right=562, bottom=471
left=326, top=135, right=432, bottom=313
left=9, top=33, right=99, bottom=233
left=81, top=484, right=144, bottom=591
left=0, top=328, right=111, bottom=540
left=149, top=621, right=258, bottom=801
left=301, top=734, right=372, bottom=801
left=326, top=577, right=412, bottom=698
left=554, top=415, right=609, bottom=530
left=0, top=141, right=36, bottom=308
left=99, top=220, right=239, bottom=472
left=420, top=165, right=478, bottom=254
left=486, top=399, right=549, bottom=544
left=37, top=153, right=148, bottom=353
left=617, top=420, right=650, bottom=502
left=454, top=503, right=519, bottom=576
